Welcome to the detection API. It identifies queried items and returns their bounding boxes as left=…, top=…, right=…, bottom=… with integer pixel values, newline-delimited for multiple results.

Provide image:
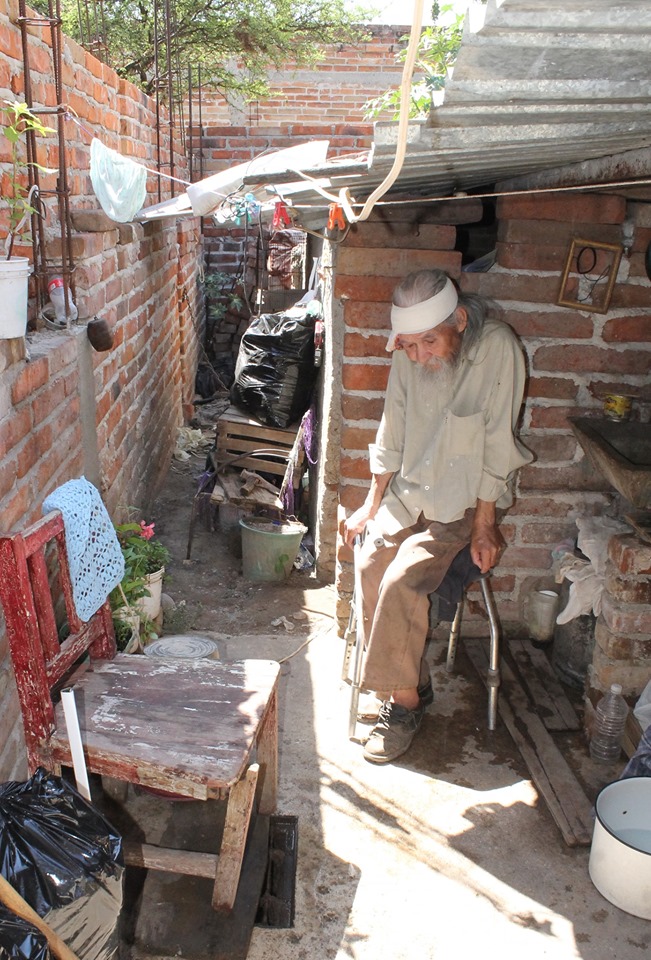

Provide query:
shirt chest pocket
left=428, top=410, right=486, bottom=517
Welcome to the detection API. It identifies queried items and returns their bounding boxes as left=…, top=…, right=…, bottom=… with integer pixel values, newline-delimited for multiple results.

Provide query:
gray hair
left=392, top=268, right=486, bottom=356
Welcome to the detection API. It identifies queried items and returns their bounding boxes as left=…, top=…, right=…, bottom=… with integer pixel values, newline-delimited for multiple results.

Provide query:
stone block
left=71, top=209, right=118, bottom=233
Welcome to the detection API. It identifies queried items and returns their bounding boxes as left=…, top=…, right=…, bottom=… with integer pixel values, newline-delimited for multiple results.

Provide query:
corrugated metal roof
left=244, top=0, right=651, bottom=219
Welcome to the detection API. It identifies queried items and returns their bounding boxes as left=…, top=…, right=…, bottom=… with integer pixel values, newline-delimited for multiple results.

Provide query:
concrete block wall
left=328, top=193, right=651, bottom=709
left=0, top=0, right=203, bottom=779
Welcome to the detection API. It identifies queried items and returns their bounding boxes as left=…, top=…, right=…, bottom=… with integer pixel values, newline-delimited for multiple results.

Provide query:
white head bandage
left=387, top=278, right=459, bottom=352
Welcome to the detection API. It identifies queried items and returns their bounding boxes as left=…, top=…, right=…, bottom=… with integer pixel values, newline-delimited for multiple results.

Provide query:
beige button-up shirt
left=369, top=319, right=532, bottom=535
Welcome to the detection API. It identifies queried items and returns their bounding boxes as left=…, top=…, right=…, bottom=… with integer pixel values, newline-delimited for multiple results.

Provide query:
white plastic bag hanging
left=90, top=138, right=147, bottom=222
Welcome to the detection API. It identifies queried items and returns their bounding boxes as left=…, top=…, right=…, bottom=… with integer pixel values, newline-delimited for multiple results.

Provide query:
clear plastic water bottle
left=590, top=683, right=628, bottom=763
left=47, top=277, right=78, bottom=324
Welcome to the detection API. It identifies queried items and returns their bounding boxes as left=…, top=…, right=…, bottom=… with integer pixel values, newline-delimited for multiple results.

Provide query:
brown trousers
left=358, top=510, right=475, bottom=694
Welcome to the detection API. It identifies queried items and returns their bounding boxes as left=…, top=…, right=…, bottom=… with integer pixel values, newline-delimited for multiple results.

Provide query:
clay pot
left=86, top=316, right=114, bottom=351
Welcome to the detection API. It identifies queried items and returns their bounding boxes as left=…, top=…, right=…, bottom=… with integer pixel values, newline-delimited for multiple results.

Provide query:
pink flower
left=139, top=520, right=155, bottom=540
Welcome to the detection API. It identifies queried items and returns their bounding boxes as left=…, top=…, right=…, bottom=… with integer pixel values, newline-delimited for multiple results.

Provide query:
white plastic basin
left=589, top=777, right=651, bottom=919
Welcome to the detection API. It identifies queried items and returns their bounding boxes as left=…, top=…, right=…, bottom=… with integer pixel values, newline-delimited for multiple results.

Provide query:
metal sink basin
left=570, top=417, right=651, bottom=509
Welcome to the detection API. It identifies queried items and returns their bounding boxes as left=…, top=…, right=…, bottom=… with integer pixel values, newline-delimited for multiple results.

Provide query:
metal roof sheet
left=244, top=0, right=651, bottom=221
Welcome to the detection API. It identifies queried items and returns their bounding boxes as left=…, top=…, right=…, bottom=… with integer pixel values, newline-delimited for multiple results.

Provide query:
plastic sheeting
left=0, top=904, right=50, bottom=960
left=231, top=305, right=318, bottom=429
left=555, top=514, right=628, bottom=623
left=0, top=769, right=123, bottom=960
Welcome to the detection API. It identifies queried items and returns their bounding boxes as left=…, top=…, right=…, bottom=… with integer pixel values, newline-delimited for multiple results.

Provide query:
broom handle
left=0, top=873, right=81, bottom=960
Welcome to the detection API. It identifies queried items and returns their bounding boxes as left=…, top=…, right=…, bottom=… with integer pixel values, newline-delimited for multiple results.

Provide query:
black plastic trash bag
left=0, top=904, right=50, bottom=960
left=0, top=768, right=123, bottom=960
left=230, top=306, right=317, bottom=428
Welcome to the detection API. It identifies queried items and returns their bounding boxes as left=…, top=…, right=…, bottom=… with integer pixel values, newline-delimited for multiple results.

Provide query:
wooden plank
left=124, top=814, right=270, bottom=960
left=465, top=639, right=593, bottom=847
left=220, top=405, right=299, bottom=438
left=123, top=841, right=219, bottom=878
left=256, top=686, right=279, bottom=816
left=508, top=638, right=580, bottom=731
left=622, top=709, right=643, bottom=759
left=210, top=479, right=226, bottom=504
left=219, top=432, right=293, bottom=453
left=212, top=764, right=259, bottom=910
left=219, top=471, right=283, bottom=510
left=218, top=421, right=297, bottom=447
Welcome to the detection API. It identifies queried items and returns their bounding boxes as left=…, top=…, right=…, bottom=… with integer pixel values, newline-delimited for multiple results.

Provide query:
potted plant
left=1, top=100, right=54, bottom=339
left=111, top=518, right=171, bottom=622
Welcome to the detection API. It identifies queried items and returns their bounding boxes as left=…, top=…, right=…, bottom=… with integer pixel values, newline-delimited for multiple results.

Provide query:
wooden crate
left=214, top=406, right=304, bottom=489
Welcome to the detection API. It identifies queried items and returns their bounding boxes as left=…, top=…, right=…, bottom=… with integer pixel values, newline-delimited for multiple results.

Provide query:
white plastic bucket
left=135, top=567, right=165, bottom=619
left=0, top=256, right=31, bottom=339
left=589, top=777, right=651, bottom=919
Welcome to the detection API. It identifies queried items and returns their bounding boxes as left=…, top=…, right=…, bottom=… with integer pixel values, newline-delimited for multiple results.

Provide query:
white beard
left=414, top=355, right=458, bottom=399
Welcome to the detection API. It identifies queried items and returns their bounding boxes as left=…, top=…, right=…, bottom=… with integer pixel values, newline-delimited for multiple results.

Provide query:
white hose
left=340, top=0, right=426, bottom=223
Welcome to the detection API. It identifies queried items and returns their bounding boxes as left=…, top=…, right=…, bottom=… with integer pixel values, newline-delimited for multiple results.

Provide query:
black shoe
left=357, top=676, right=433, bottom=723
left=363, top=701, right=424, bottom=764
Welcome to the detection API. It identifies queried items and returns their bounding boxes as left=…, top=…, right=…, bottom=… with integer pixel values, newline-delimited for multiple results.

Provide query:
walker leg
left=348, top=629, right=365, bottom=739
left=446, top=600, right=464, bottom=673
left=480, top=578, right=501, bottom=731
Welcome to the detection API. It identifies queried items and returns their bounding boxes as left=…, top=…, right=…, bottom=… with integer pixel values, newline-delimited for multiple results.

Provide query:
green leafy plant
left=363, top=4, right=465, bottom=120
left=204, top=270, right=243, bottom=327
left=53, top=0, right=368, bottom=99
left=112, top=615, right=138, bottom=652
left=1, top=100, right=55, bottom=260
left=115, top=519, right=170, bottom=577
left=109, top=517, right=170, bottom=615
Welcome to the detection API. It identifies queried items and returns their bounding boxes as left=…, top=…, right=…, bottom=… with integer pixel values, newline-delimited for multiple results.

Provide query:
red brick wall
left=194, top=26, right=410, bottom=369
left=194, top=25, right=410, bottom=127
left=0, top=0, right=202, bottom=778
left=330, top=194, right=651, bottom=689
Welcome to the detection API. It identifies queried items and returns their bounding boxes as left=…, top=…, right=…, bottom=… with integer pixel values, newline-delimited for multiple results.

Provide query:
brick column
left=587, top=533, right=651, bottom=723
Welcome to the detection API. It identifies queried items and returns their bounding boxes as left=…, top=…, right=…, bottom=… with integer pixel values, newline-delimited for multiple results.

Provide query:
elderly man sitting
left=343, top=268, right=531, bottom=764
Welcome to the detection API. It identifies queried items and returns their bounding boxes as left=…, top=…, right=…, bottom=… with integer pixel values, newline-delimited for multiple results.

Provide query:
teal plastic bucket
left=239, top=517, right=307, bottom=582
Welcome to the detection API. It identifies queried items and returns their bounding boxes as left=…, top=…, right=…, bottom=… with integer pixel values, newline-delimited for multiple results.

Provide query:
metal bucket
left=239, top=517, right=306, bottom=582
left=589, top=777, right=651, bottom=919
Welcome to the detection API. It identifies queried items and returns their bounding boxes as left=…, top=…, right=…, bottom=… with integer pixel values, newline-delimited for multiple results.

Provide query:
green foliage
left=204, top=270, right=243, bottom=325
left=109, top=516, right=170, bottom=615
left=363, top=4, right=465, bottom=121
left=1, top=101, right=55, bottom=259
left=57, top=0, right=371, bottom=99
left=112, top=615, right=138, bottom=651
left=115, top=520, right=170, bottom=577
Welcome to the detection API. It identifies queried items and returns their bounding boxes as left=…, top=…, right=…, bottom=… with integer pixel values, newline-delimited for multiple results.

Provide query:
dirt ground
left=147, top=444, right=336, bottom=641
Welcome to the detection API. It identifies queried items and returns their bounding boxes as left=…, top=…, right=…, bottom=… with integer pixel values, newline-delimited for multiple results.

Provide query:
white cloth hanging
left=90, top=138, right=147, bottom=223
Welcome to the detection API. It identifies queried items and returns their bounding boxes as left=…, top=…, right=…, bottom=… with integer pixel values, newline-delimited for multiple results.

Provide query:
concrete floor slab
left=126, top=461, right=650, bottom=959
left=212, top=627, right=649, bottom=960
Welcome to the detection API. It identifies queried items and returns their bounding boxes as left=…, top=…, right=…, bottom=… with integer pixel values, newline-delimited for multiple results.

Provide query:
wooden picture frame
left=557, top=238, right=623, bottom=314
